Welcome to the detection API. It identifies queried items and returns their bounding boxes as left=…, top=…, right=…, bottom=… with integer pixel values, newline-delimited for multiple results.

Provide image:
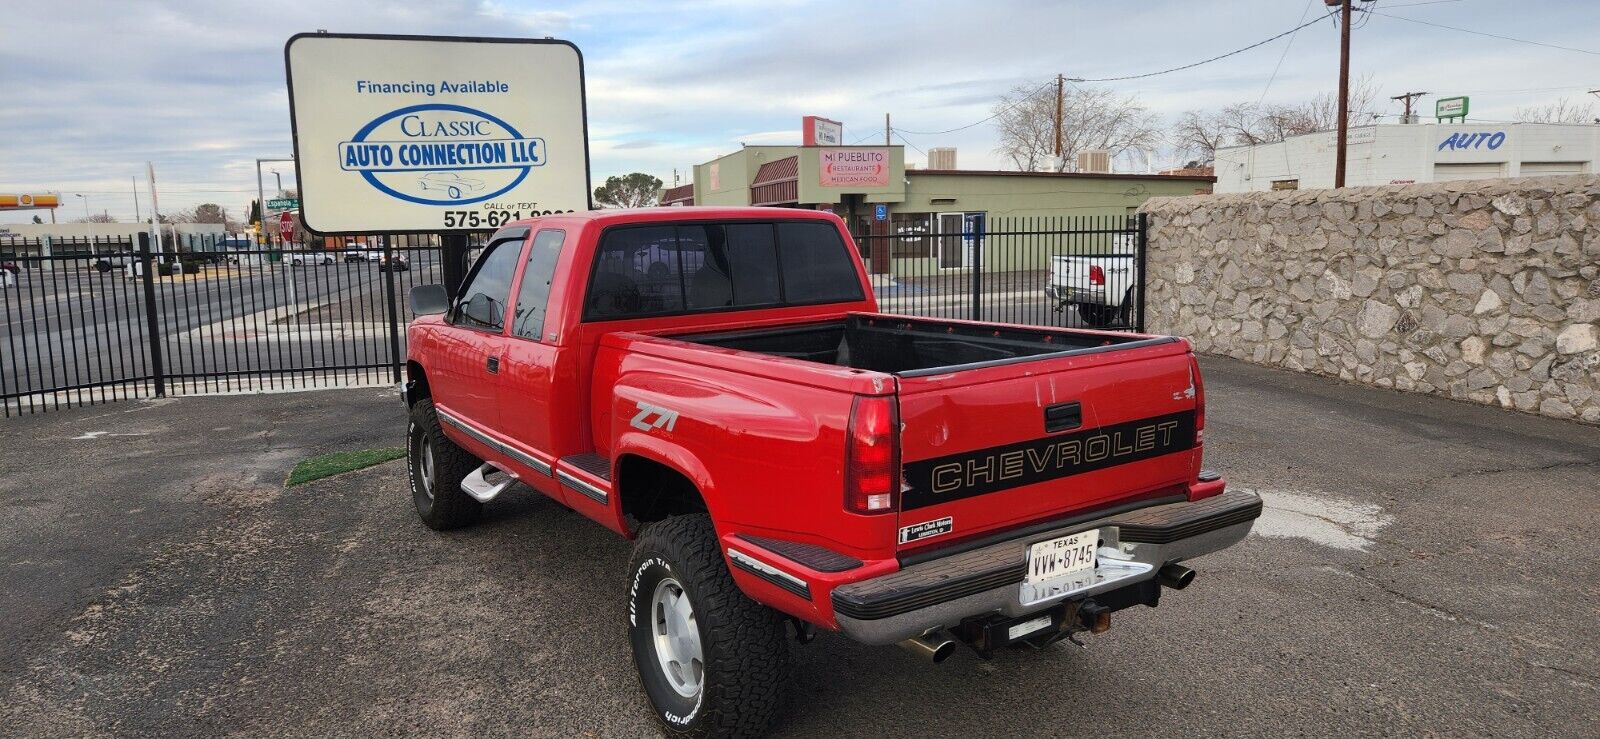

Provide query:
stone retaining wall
left=1141, top=175, right=1600, bottom=424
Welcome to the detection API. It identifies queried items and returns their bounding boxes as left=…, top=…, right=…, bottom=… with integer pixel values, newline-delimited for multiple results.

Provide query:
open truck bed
left=678, top=313, right=1176, bottom=376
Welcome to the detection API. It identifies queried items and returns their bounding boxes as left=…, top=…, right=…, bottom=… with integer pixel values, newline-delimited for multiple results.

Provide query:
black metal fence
left=853, top=213, right=1146, bottom=330
left=2, top=216, right=1145, bottom=417
left=0, top=232, right=466, bottom=417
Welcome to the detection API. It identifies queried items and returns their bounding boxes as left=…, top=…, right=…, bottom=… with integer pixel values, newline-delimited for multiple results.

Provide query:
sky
left=1, top=0, right=1597, bottom=224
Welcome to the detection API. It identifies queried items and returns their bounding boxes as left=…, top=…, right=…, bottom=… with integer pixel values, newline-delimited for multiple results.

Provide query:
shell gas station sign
left=0, top=193, right=60, bottom=210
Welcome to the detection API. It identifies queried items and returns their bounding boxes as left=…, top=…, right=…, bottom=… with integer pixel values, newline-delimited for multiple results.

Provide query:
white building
left=1215, top=122, right=1599, bottom=193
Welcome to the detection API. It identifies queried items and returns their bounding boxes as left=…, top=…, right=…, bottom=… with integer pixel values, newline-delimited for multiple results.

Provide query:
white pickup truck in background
left=1045, top=231, right=1139, bottom=328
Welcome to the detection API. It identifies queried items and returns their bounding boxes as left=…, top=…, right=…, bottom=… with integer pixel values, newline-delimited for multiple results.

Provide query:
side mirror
left=410, top=284, right=449, bottom=315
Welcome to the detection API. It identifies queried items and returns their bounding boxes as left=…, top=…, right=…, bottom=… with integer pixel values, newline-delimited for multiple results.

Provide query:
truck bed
left=677, top=314, right=1171, bottom=376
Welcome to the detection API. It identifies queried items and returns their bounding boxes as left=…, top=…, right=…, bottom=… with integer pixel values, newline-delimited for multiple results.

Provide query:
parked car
left=377, top=253, right=410, bottom=271
left=401, top=207, right=1258, bottom=736
left=1046, top=236, right=1138, bottom=328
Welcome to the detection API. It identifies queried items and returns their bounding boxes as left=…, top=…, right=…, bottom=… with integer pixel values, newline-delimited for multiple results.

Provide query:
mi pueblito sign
left=819, top=148, right=890, bottom=187
left=285, top=33, right=591, bottom=234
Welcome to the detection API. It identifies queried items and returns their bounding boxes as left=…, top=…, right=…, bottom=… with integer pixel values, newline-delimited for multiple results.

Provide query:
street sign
left=285, top=33, right=591, bottom=235
left=279, top=211, right=296, bottom=241
left=267, top=197, right=299, bottom=210
left=1436, top=96, right=1469, bottom=122
left=874, top=203, right=887, bottom=221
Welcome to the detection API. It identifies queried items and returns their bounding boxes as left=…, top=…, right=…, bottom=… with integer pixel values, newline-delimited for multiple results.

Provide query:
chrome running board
left=460, top=463, right=515, bottom=503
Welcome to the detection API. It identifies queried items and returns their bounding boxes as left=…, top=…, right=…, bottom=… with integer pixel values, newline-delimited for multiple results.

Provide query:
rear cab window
left=584, top=220, right=862, bottom=321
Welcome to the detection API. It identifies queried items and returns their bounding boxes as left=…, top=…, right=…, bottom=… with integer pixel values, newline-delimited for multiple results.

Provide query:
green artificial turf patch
left=286, top=447, right=405, bottom=487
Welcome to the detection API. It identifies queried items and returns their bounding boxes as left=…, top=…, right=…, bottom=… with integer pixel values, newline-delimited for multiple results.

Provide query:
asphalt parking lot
left=1, top=357, right=1596, bottom=737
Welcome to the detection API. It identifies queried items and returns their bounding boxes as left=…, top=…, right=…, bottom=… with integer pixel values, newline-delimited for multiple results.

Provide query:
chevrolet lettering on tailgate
left=901, top=411, right=1197, bottom=509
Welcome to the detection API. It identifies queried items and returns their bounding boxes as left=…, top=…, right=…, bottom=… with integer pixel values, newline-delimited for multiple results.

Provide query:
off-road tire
left=406, top=398, right=483, bottom=530
left=628, top=514, right=788, bottom=738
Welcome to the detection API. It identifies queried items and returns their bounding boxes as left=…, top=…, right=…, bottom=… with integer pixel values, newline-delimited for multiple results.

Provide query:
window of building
left=510, top=229, right=565, bottom=341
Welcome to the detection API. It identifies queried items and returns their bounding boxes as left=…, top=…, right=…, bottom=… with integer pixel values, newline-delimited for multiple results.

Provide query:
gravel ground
left=1, top=358, right=1595, bottom=737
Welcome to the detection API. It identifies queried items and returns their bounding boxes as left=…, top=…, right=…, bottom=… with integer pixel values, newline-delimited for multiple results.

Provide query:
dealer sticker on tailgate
left=1020, top=528, right=1100, bottom=605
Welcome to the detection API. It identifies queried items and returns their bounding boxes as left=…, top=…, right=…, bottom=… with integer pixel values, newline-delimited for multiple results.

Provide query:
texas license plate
left=1021, top=529, right=1100, bottom=605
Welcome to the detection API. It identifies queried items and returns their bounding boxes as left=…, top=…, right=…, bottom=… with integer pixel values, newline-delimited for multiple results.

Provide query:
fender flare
left=612, top=430, right=722, bottom=526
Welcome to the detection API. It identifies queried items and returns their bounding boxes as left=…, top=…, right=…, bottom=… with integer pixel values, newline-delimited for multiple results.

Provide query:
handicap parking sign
left=874, top=203, right=887, bottom=221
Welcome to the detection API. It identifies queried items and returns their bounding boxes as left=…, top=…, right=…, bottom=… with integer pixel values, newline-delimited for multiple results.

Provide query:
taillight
left=1189, top=354, right=1206, bottom=445
left=844, top=395, right=899, bottom=514
left=1089, top=265, right=1106, bottom=286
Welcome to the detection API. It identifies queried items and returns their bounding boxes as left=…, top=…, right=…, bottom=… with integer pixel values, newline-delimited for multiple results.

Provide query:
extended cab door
left=431, top=228, right=527, bottom=436
left=496, top=227, right=568, bottom=489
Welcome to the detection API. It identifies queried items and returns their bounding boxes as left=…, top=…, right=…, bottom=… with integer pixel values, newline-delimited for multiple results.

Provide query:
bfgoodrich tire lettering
left=407, top=398, right=483, bottom=530
left=628, top=514, right=788, bottom=738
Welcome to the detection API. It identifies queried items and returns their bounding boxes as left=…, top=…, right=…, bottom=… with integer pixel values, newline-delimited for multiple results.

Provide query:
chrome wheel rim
left=415, top=427, right=435, bottom=501
left=651, top=577, right=703, bottom=698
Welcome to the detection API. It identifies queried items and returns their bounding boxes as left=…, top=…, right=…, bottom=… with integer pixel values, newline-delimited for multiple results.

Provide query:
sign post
left=285, top=33, right=591, bottom=238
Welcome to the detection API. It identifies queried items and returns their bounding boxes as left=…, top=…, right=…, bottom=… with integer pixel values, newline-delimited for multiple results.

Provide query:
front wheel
left=406, top=398, right=483, bottom=530
left=628, top=515, right=788, bottom=738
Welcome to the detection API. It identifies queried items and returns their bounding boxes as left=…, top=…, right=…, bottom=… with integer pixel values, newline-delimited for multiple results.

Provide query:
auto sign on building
left=285, top=33, right=591, bottom=234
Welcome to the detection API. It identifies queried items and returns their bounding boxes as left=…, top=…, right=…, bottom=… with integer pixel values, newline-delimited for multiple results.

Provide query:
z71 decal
left=900, top=411, right=1197, bottom=510
left=630, top=401, right=680, bottom=433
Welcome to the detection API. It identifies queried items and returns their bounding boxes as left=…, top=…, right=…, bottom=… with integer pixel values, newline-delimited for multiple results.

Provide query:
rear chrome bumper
left=829, top=489, right=1262, bottom=645
left=1045, top=284, right=1110, bottom=305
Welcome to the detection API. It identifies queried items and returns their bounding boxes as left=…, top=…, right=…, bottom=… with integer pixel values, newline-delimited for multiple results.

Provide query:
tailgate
left=894, top=342, right=1199, bottom=553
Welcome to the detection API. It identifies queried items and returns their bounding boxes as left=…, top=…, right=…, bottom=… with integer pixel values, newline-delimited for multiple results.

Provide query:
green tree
left=593, top=173, right=663, bottom=209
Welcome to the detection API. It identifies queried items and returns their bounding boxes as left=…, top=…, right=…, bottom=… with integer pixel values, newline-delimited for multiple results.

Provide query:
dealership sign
left=819, top=148, right=890, bottom=187
left=285, top=33, right=590, bottom=234
left=1438, top=131, right=1506, bottom=152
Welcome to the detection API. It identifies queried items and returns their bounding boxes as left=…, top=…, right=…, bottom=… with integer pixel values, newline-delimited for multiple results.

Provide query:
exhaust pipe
left=1157, top=563, right=1195, bottom=590
left=898, top=631, right=957, bottom=664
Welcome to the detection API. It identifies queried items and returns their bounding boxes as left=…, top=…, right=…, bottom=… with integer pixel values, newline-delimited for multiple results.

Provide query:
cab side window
left=452, top=233, right=525, bottom=331
left=511, top=229, right=566, bottom=341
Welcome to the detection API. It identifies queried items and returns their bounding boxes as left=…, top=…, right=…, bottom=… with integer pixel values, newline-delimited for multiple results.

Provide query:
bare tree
left=1170, top=76, right=1383, bottom=162
left=993, top=83, right=1161, bottom=171
left=74, top=213, right=117, bottom=223
left=1514, top=97, right=1598, bottom=124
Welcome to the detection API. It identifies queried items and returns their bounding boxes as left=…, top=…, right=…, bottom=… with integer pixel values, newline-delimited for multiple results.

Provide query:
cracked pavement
left=0, top=357, right=1596, bottom=736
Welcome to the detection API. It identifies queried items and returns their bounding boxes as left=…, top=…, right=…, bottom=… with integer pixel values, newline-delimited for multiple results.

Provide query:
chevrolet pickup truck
left=402, top=207, right=1260, bottom=737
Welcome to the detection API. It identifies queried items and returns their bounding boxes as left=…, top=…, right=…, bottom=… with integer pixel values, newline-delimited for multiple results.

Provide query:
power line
left=890, top=129, right=925, bottom=156
left=893, top=78, right=1058, bottom=136
left=1370, top=10, right=1600, bottom=56
left=1257, top=0, right=1319, bottom=105
left=1077, top=9, right=1338, bottom=83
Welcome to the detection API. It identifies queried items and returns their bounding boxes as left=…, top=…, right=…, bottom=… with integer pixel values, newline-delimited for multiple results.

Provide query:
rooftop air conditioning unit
left=1076, top=149, right=1111, bottom=173
left=928, top=147, right=957, bottom=169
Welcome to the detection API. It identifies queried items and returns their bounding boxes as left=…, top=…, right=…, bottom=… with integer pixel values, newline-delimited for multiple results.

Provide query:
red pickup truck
left=402, top=207, right=1260, bottom=737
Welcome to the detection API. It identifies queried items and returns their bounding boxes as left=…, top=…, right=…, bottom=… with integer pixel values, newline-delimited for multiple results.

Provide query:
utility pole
left=1391, top=91, right=1429, bottom=123
left=132, top=175, right=142, bottom=222
left=147, top=161, right=164, bottom=259
left=885, top=113, right=891, bottom=146
left=1054, top=74, right=1065, bottom=162
left=1331, top=0, right=1352, bottom=187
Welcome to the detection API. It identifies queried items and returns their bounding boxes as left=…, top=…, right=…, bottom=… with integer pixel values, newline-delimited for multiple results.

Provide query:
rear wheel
left=1076, top=289, right=1132, bottom=329
left=628, top=514, right=787, bottom=737
left=406, top=398, right=482, bottom=530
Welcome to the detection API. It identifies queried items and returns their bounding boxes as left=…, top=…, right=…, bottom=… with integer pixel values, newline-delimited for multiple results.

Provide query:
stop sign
left=279, top=211, right=296, bottom=241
